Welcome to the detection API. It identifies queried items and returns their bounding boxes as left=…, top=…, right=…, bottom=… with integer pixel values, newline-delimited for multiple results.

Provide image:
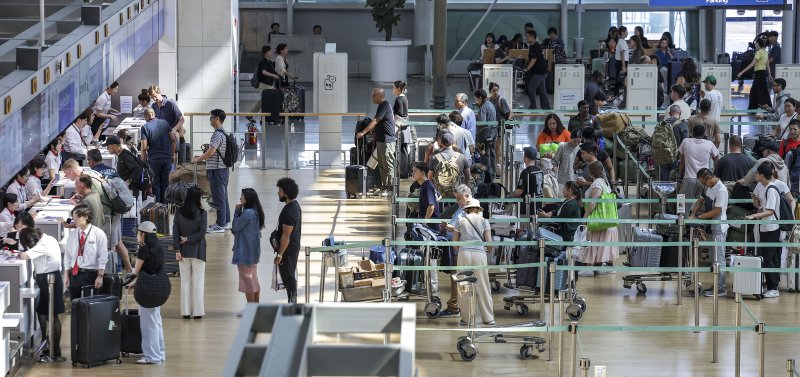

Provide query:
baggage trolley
left=622, top=224, right=704, bottom=296
left=454, top=271, right=547, bottom=362
left=394, top=244, right=443, bottom=319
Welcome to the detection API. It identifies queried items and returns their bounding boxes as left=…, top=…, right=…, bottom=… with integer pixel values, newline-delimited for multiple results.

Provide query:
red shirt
left=779, top=138, right=800, bottom=158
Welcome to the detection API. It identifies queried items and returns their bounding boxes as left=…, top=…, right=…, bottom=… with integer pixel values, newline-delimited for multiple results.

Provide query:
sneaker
left=599, top=270, right=616, bottom=275
left=703, top=288, right=727, bottom=297
left=207, top=224, right=225, bottom=233
left=459, top=319, right=469, bottom=326
left=136, top=358, right=159, bottom=364
left=577, top=270, right=595, bottom=277
left=763, top=290, right=780, bottom=298
left=483, top=320, right=496, bottom=326
left=438, top=309, right=461, bottom=318
left=223, top=222, right=232, bottom=230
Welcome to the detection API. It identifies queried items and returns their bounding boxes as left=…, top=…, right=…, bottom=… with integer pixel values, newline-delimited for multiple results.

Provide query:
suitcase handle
left=81, top=285, right=95, bottom=298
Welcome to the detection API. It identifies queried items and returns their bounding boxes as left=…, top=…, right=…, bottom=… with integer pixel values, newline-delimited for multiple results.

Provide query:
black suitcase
left=261, top=88, right=283, bottom=123
left=281, top=83, right=305, bottom=120
left=515, top=244, right=538, bottom=288
left=120, top=290, right=142, bottom=356
left=159, top=235, right=180, bottom=275
left=398, top=143, right=412, bottom=179
left=177, top=142, right=191, bottom=164
left=100, top=274, right=123, bottom=299
left=396, top=248, right=424, bottom=293
left=140, top=202, right=172, bottom=235
left=71, top=290, right=121, bottom=367
left=345, top=166, right=368, bottom=199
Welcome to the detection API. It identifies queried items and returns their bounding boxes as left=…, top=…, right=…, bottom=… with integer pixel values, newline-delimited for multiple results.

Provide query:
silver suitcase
left=618, top=203, right=632, bottom=243
left=732, top=255, right=762, bottom=297
left=629, top=228, right=663, bottom=267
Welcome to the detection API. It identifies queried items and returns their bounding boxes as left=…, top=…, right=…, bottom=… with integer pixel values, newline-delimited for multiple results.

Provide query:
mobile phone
left=66, top=217, right=73, bottom=224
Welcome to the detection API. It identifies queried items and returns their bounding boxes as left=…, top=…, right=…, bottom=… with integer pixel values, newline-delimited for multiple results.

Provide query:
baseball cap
left=764, top=141, right=780, bottom=153
left=702, top=75, right=717, bottom=85
left=138, top=221, right=158, bottom=234
left=103, top=135, right=121, bottom=146
left=440, top=132, right=455, bottom=147
left=523, top=146, right=539, bottom=160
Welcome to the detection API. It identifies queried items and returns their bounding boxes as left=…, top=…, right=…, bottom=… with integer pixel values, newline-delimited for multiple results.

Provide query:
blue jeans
left=208, top=168, right=230, bottom=226
left=139, top=306, right=165, bottom=362
left=148, top=157, right=172, bottom=203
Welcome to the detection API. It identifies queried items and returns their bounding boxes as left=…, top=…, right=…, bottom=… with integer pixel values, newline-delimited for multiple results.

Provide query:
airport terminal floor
left=14, top=77, right=800, bottom=376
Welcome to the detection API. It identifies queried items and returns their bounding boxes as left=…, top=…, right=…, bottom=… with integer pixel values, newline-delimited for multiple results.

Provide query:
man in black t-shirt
left=356, top=88, right=397, bottom=196
left=714, top=134, right=755, bottom=182
left=275, top=177, right=302, bottom=303
left=511, top=147, right=544, bottom=216
left=524, top=30, right=551, bottom=109
left=248, top=46, right=282, bottom=119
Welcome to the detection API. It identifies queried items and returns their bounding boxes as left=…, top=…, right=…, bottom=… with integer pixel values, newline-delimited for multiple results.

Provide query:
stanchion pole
left=712, top=262, right=720, bottom=363
left=787, top=359, right=796, bottom=377
left=283, top=115, right=290, bottom=170
left=391, top=215, right=398, bottom=246
left=539, top=238, right=546, bottom=318
left=384, top=238, right=392, bottom=302
left=548, top=262, right=556, bottom=362
left=735, top=293, right=742, bottom=377
left=677, top=215, right=685, bottom=305
left=570, top=322, right=578, bottom=377
left=260, top=116, right=267, bottom=170
left=757, top=322, right=766, bottom=377
left=319, top=248, right=327, bottom=303
left=558, top=290, right=566, bottom=377
left=305, top=247, right=311, bottom=304
left=500, top=121, right=507, bottom=187
left=624, top=150, right=630, bottom=199
left=525, top=194, right=531, bottom=227
left=693, top=237, right=700, bottom=331
left=580, top=358, right=591, bottom=377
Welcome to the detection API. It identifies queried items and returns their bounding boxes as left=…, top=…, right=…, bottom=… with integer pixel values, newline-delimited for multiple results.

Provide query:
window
left=610, top=11, right=686, bottom=49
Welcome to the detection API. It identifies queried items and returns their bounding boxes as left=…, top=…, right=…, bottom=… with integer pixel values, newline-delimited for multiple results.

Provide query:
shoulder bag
left=586, top=180, right=618, bottom=232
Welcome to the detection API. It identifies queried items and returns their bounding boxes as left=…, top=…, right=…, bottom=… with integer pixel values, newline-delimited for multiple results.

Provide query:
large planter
left=368, top=38, right=412, bottom=84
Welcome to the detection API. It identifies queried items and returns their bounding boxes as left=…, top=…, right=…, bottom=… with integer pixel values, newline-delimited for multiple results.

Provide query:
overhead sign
left=649, top=0, right=784, bottom=7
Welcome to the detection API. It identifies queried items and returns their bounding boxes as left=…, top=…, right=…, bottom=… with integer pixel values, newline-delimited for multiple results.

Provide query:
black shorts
left=35, top=271, right=65, bottom=316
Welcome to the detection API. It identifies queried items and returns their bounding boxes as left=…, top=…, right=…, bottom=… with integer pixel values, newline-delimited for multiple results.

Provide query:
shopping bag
left=366, top=148, right=379, bottom=169
left=586, top=192, right=618, bottom=231
left=272, top=264, right=285, bottom=291
left=570, top=225, right=587, bottom=262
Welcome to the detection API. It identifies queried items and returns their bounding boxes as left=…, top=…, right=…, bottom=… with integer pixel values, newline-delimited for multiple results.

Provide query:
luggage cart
left=622, top=225, right=704, bottom=296
left=454, top=271, right=547, bottom=362
left=488, top=202, right=519, bottom=292
left=395, top=244, right=443, bottom=319
left=502, top=250, right=586, bottom=320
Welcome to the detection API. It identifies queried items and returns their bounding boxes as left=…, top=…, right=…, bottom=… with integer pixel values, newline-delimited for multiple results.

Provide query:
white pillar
left=176, top=0, right=236, bottom=148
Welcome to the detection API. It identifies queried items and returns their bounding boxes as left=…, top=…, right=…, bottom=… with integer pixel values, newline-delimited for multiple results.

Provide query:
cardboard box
left=353, top=279, right=372, bottom=288
left=338, top=268, right=355, bottom=288
left=358, top=260, right=376, bottom=272
left=370, top=278, right=386, bottom=287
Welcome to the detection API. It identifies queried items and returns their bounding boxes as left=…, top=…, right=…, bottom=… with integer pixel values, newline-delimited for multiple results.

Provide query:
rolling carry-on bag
left=536, top=253, right=569, bottom=292
left=346, top=138, right=369, bottom=199
left=71, top=288, right=121, bottom=367
left=732, top=255, right=763, bottom=299
left=515, top=244, right=538, bottom=289
left=139, top=202, right=172, bottom=235
left=629, top=228, right=663, bottom=268
left=396, top=248, right=424, bottom=294
left=120, top=289, right=142, bottom=356
left=281, top=82, right=306, bottom=120
left=159, top=235, right=180, bottom=275
left=100, top=274, right=123, bottom=299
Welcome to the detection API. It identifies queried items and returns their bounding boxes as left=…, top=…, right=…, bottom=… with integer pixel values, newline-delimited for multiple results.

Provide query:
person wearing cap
left=87, top=149, right=134, bottom=275
left=678, top=124, right=720, bottom=215
left=760, top=78, right=792, bottom=121
left=738, top=140, right=789, bottom=187
left=192, top=109, right=231, bottom=233
left=687, top=99, right=721, bottom=148
left=510, top=146, right=545, bottom=215
left=745, top=163, right=782, bottom=298
left=63, top=204, right=109, bottom=300
left=767, top=31, right=780, bottom=78
left=700, top=75, right=723, bottom=122
left=127, top=221, right=167, bottom=364
left=18, top=227, right=65, bottom=361
left=104, top=135, right=145, bottom=197
left=428, top=132, right=471, bottom=197
left=452, top=198, right=495, bottom=326
left=140, top=107, right=176, bottom=203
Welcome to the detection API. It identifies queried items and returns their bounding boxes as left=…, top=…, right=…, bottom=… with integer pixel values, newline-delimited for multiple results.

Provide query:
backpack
left=616, top=124, right=650, bottom=156
left=214, top=129, right=240, bottom=169
left=652, top=119, right=678, bottom=166
left=129, top=152, right=153, bottom=192
left=542, top=172, right=560, bottom=199
left=597, top=112, right=632, bottom=138
left=767, top=185, right=794, bottom=232
left=250, top=66, right=260, bottom=89
left=88, top=170, right=135, bottom=215
left=433, top=152, right=464, bottom=198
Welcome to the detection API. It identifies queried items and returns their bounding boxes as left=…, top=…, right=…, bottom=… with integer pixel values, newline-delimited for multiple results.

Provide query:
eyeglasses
left=209, top=116, right=217, bottom=120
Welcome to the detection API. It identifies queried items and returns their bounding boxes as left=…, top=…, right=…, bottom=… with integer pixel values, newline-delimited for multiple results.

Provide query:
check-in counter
left=0, top=282, right=21, bottom=375
left=0, top=254, right=38, bottom=354
left=107, top=117, right=146, bottom=145
left=32, top=199, right=74, bottom=240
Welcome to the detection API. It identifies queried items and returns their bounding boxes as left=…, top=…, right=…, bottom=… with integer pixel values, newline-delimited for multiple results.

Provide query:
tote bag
left=586, top=181, right=618, bottom=232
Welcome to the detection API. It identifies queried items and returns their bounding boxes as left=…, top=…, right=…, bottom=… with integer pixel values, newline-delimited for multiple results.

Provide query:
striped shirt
left=206, top=128, right=227, bottom=170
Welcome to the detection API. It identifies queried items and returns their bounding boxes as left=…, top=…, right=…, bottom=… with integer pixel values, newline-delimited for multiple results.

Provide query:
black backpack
left=129, top=151, right=153, bottom=192
left=215, top=129, right=240, bottom=169
left=767, top=185, right=794, bottom=232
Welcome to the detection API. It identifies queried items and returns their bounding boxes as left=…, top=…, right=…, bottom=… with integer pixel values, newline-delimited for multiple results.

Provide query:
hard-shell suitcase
left=261, top=88, right=283, bottom=123
left=71, top=290, right=121, bottom=367
left=159, top=235, right=180, bottom=275
left=515, top=244, right=538, bottom=288
left=416, top=140, right=430, bottom=163
left=120, top=289, right=142, bottom=356
left=281, top=83, right=305, bottom=119
left=629, top=228, right=663, bottom=267
left=618, top=203, right=633, bottom=244
left=534, top=226, right=564, bottom=258
left=788, top=253, right=799, bottom=292
left=100, top=274, right=123, bottom=299
left=732, top=255, right=762, bottom=298
left=396, top=248, right=424, bottom=294
left=536, top=253, right=569, bottom=292
left=345, top=165, right=368, bottom=199
left=139, top=202, right=172, bottom=235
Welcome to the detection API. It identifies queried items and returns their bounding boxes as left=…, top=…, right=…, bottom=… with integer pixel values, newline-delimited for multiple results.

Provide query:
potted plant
left=366, top=0, right=411, bottom=84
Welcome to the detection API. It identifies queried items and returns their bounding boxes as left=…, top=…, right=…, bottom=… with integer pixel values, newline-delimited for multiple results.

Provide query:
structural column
left=432, top=0, right=447, bottom=108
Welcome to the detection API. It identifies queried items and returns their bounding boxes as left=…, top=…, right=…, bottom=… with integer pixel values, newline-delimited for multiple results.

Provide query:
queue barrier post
left=570, top=322, right=578, bottom=377
left=758, top=322, right=766, bottom=377
left=787, top=359, right=796, bottom=377
left=304, top=247, right=311, bottom=304
left=580, top=357, right=591, bottom=377
left=712, top=261, right=720, bottom=363
left=692, top=235, right=700, bottom=331
left=548, top=261, right=556, bottom=362
left=735, top=293, right=742, bottom=377
left=539, top=238, right=546, bottom=320
left=677, top=215, right=685, bottom=306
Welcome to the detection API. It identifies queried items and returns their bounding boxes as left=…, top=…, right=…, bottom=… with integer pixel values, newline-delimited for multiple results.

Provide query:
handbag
left=270, top=225, right=280, bottom=252
left=134, top=268, right=171, bottom=308
left=571, top=225, right=588, bottom=262
left=586, top=181, right=618, bottom=232
left=271, top=264, right=285, bottom=291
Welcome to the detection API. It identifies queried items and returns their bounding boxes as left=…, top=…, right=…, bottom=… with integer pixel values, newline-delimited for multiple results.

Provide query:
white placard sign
left=677, top=194, right=686, bottom=215
left=119, top=96, right=133, bottom=114
left=558, top=90, right=580, bottom=108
